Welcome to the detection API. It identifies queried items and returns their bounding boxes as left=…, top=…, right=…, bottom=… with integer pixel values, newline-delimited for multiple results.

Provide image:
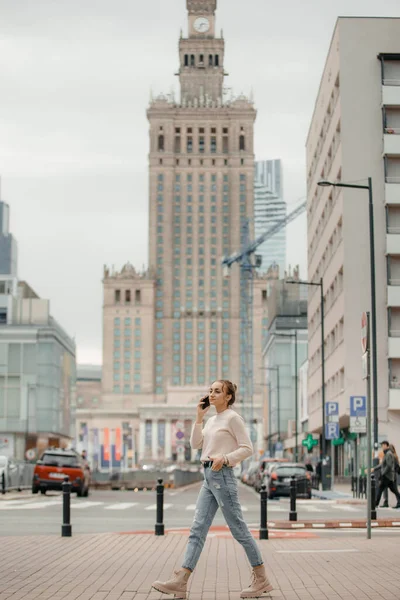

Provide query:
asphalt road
left=1, top=481, right=400, bottom=537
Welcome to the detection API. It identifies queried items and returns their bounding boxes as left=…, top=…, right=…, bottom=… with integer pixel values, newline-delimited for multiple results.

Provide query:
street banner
left=115, top=428, right=122, bottom=462
left=103, top=428, right=110, bottom=462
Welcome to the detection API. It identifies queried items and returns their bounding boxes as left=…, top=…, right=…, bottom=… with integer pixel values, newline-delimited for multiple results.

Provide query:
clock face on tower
left=193, top=17, right=210, bottom=33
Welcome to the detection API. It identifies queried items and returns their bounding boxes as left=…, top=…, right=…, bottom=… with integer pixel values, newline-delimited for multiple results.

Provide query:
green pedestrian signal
left=302, top=434, right=318, bottom=452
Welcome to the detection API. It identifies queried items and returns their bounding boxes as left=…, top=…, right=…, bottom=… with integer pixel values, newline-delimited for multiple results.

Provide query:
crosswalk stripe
left=186, top=504, right=197, bottom=510
left=71, top=502, right=104, bottom=509
left=104, top=503, right=138, bottom=511
left=145, top=503, right=173, bottom=511
left=0, top=500, right=61, bottom=510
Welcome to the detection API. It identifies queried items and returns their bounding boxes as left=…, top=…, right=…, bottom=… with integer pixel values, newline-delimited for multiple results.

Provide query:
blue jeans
left=182, top=466, right=263, bottom=571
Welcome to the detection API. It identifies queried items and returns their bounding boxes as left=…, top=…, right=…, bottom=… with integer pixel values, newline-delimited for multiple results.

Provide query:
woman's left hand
left=209, top=455, right=225, bottom=472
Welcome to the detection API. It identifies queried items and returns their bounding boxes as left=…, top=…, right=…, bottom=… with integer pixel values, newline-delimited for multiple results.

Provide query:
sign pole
left=366, top=312, right=372, bottom=540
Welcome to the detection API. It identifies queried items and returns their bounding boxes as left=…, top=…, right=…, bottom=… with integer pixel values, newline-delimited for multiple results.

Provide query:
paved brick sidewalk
left=1, top=532, right=400, bottom=600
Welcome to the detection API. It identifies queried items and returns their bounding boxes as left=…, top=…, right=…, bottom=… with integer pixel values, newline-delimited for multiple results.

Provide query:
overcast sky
left=1, top=0, right=399, bottom=365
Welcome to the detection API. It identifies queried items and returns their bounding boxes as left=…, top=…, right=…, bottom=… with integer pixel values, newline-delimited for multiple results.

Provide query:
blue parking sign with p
left=325, top=402, right=339, bottom=418
left=350, top=396, right=366, bottom=417
left=325, top=422, right=339, bottom=440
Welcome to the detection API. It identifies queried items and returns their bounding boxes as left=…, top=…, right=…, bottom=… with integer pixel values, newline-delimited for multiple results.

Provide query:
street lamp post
left=264, top=366, right=281, bottom=443
left=287, top=278, right=329, bottom=489
left=275, top=332, right=298, bottom=462
left=318, top=178, right=378, bottom=452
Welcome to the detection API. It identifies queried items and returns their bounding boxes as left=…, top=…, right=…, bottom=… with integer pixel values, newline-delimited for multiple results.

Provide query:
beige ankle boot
left=240, top=564, right=273, bottom=598
left=152, top=568, right=191, bottom=599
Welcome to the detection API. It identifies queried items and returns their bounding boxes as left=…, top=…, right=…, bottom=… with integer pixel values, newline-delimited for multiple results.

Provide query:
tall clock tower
left=180, top=0, right=224, bottom=104
left=146, top=0, right=263, bottom=444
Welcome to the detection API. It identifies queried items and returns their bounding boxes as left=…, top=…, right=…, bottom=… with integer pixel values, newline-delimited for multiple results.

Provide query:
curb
left=266, top=519, right=400, bottom=529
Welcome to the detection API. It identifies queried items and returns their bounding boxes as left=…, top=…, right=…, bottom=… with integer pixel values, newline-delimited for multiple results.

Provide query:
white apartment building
left=254, top=160, right=286, bottom=276
left=306, top=18, right=400, bottom=475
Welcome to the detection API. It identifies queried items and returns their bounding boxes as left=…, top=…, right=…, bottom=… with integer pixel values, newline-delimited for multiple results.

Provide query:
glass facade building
left=254, top=160, right=286, bottom=276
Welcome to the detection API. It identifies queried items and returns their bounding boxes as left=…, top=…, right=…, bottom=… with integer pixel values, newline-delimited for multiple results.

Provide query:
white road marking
left=0, top=501, right=61, bottom=510
left=71, top=502, right=104, bottom=509
left=104, top=503, right=138, bottom=511
left=302, top=506, right=326, bottom=513
left=334, top=505, right=358, bottom=512
left=276, top=549, right=359, bottom=554
left=186, top=505, right=197, bottom=510
left=145, top=503, right=173, bottom=511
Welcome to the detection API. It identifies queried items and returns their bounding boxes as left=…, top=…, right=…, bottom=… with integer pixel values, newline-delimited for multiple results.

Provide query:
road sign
left=302, top=434, right=318, bottom=452
left=350, top=396, right=367, bottom=433
left=325, top=402, right=339, bottom=423
left=350, top=396, right=366, bottom=417
left=325, top=422, right=339, bottom=440
left=361, top=312, right=368, bottom=353
left=176, top=431, right=185, bottom=440
left=25, top=449, right=36, bottom=461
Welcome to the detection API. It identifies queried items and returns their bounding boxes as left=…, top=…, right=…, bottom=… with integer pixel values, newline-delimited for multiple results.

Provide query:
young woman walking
left=152, top=380, right=273, bottom=599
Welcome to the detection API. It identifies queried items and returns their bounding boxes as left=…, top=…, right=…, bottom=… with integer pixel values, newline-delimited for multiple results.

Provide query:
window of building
left=239, top=135, right=246, bottom=151
left=190, top=54, right=195, bottom=66
left=158, top=135, right=165, bottom=152
left=113, top=385, right=120, bottom=393
left=135, top=290, right=141, bottom=304
left=115, top=290, right=121, bottom=303
left=187, top=137, right=193, bottom=153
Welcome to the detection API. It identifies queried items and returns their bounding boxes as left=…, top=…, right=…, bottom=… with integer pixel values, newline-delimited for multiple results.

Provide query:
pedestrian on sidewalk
left=375, top=441, right=400, bottom=509
left=152, top=380, right=273, bottom=599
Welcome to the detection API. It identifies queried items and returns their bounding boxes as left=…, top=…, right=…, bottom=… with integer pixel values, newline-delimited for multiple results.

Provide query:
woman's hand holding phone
left=196, top=396, right=210, bottom=423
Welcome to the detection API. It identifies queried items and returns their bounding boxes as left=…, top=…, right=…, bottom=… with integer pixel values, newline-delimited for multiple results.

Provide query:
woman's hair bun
left=233, top=384, right=238, bottom=392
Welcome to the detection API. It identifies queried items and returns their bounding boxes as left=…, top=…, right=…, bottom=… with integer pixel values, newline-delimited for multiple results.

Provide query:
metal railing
left=1, top=462, right=34, bottom=494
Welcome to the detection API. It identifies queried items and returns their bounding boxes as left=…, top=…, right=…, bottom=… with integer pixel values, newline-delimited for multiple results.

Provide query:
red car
left=32, top=448, right=90, bottom=496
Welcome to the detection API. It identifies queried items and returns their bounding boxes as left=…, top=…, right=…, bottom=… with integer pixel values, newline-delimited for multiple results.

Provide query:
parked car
left=32, top=448, right=90, bottom=496
left=244, top=461, right=260, bottom=487
left=253, top=458, right=289, bottom=493
left=263, top=463, right=312, bottom=499
left=0, top=456, right=20, bottom=491
left=241, top=460, right=258, bottom=484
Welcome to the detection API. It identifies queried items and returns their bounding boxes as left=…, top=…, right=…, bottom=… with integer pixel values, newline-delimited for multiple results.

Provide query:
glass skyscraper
left=254, top=160, right=286, bottom=276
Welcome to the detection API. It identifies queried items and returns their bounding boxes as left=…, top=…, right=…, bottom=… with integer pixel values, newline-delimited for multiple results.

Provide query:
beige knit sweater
left=190, top=408, right=253, bottom=467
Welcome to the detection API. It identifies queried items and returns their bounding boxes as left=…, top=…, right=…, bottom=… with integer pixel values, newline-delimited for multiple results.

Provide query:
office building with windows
left=254, top=160, right=286, bottom=276
left=0, top=200, right=17, bottom=278
left=306, top=18, right=400, bottom=475
left=148, top=0, right=260, bottom=398
left=0, top=281, right=76, bottom=460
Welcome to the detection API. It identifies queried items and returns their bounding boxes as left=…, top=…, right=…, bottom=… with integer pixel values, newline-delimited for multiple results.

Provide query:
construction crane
left=222, top=201, right=306, bottom=443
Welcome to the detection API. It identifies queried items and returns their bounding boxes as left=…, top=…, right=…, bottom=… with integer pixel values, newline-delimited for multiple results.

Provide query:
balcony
left=389, top=387, right=400, bottom=410
left=388, top=285, right=400, bottom=306
left=387, top=232, right=400, bottom=254
left=383, top=85, right=400, bottom=107
left=384, top=132, right=400, bottom=155
left=386, top=182, right=400, bottom=204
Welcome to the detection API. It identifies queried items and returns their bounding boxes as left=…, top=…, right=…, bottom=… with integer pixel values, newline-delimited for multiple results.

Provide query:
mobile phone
left=202, top=396, right=210, bottom=409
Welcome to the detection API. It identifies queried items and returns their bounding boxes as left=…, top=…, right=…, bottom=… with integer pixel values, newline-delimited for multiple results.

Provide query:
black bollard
left=1, top=471, right=5, bottom=495
left=155, top=478, right=165, bottom=536
left=259, top=484, right=268, bottom=540
left=289, top=476, right=297, bottom=522
left=61, top=476, right=72, bottom=537
left=370, top=474, right=377, bottom=521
